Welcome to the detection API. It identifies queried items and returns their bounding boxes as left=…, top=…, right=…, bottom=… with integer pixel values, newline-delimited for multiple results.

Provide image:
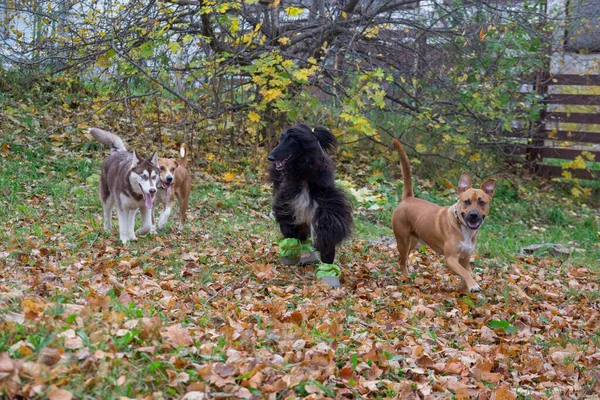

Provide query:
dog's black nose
left=149, top=188, right=157, bottom=195
left=267, top=154, right=275, bottom=162
left=467, top=210, right=479, bottom=219
left=166, top=176, right=173, bottom=183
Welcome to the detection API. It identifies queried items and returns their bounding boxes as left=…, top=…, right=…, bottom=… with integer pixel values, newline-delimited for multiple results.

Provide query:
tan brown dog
left=391, top=139, right=495, bottom=293
left=155, top=144, right=191, bottom=230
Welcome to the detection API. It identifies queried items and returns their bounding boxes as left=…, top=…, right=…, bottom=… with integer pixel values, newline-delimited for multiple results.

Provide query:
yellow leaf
left=223, top=172, right=236, bottom=182
left=278, top=37, right=290, bottom=45
left=292, top=69, right=312, bottom=82
left=261, top=88, right=282, bottom=102
left=582, top=151, right=596, bottom=161
left=415, top=143, right=426, bottom=153
left=206, top=153, right=216, bottom=161
left=285, top=6, right=304, bottom=17
left=469, top=153, right=481, bottom=161
left=342, top=11, right=347, bottom=19
left=248, top=111, right=261, bottom=123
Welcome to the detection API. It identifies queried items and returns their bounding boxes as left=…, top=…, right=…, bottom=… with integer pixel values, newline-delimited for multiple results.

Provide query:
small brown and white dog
left=391, top=139, right=495, bottom=293
left=154, top=144, right=191, bottom=230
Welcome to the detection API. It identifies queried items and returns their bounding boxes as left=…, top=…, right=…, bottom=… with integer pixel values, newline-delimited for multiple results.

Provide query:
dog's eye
left=478, top=200, right=486, bottom=207
left=171, top=168, right=176, bottom=172
left=463, top=200, right=471, bottom=206
left=142, top=175, right=148, bottom=180
left=160, top=166, right=165, bottom=171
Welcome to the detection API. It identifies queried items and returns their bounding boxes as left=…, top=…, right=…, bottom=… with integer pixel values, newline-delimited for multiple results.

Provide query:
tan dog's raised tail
left=391, top=139, right=495, bottom=293
left=155, top=144, right=191, bottom=229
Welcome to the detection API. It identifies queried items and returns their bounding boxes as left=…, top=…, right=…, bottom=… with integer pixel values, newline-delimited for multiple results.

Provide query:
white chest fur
left=458, top=225, right=477, bottom=256
left=291, top=186, right=316, bottom=226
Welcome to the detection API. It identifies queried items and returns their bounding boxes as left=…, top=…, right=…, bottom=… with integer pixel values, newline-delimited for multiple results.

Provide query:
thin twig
left=206, top=276, right=249, bottom=302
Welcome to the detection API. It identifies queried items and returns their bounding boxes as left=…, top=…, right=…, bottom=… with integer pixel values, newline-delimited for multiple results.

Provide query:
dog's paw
left=468, top=284, right=481, bottom=293
left=137, top=226, right=152, bottom=235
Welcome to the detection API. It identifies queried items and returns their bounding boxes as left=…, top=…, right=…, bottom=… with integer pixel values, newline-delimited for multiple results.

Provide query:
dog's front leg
left=445, top=256, right=480, bottom=293
left=127, top=209, right=138, bottom=241
left=137, top=206, right=153, bottom=235
left=116, top=207, right=130, bottom=244
left=157, top=204, right=171, bottom=230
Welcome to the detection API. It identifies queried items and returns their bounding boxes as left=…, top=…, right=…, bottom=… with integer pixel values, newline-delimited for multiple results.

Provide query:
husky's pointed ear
left=312, top=126, right=337, bottom=153
left=150, top=152, right=159, bottom=166
left=130, top=151, right=139, bottom=168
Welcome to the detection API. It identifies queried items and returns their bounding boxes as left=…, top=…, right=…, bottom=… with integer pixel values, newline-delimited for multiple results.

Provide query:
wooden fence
left=526, top=74, right=600, bottom=180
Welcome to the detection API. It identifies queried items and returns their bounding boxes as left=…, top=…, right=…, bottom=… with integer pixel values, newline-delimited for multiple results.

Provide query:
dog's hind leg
left=177, top=193, right=188, bottom=229
left=102, top=195, right=115, bottom=231
left=312, top=189, right=353, bottom=264
left=395, top=238, right=411, bottom=278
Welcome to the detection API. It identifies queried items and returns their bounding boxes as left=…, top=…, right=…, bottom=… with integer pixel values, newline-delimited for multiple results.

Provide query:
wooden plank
left=544, top=112, right=600, bottom=124
left=536, top=165, right=599, bottom=180
left=545, top=94, right=600, bottom=105
left=538, top=147, right=600, bottom=160
left=548, top=74, right=600, bottom=86
left=536, top=130, right=600, bottom=144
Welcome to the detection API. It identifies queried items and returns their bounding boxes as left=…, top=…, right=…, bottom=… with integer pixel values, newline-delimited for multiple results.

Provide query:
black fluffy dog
left=267, top=124, right=353, bottom=282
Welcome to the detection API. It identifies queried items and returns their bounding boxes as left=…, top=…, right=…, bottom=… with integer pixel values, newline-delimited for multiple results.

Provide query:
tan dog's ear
left=175, top=161, right=179, bottom=168
left=457, top=172, right=472, bottom=194
left=481, top=179, right=496, bottom=197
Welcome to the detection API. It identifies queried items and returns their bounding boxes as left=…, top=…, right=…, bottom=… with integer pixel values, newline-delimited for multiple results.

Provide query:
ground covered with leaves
left=0, top=142, right=599, bottom=399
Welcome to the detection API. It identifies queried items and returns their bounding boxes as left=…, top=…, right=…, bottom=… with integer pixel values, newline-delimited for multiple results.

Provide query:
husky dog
left=89, top=128, right=160, bottom=244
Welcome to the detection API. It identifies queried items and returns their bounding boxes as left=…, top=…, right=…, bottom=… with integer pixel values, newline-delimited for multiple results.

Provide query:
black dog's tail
left=313, top=126, right=337, bottom=153
left=393, top=139, right=414, bottom=199
left=89, top=128, right=127, bottom=153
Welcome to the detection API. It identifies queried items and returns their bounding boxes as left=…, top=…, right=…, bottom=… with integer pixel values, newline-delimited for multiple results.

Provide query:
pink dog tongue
left=144, top=193, right=153, bottom=209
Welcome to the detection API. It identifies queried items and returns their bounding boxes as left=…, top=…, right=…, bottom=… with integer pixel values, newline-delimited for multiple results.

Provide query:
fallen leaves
left=162, top=324, right=194, bottom=348
left=1, top=152, right=599, bottom=398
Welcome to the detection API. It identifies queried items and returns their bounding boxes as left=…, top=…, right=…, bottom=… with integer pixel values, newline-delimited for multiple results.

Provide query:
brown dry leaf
left=473, top=359, right=502, bottom=383
left=140, top=315, right=163, bottom=340
left=338, top=365, right=354, bottom=380
left=38, top=348, right=61, bottom=366
left=47, top=386, right=73, bottom=400
left=490, top=385, right=517, bottom=400
left=0, top=352, right=15, bottom=378
left=162, top=324, right=193, bottom=347
left=64, top=337, right=84, bottom=350
left=21, top=297, right=45, bottom=319
left=252, top=263, right=275, bottom=280
left=213, top=363, right=234, bottom=377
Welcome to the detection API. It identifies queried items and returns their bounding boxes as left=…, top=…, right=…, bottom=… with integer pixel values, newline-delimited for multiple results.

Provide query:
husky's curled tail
left=89, top=128, right=127, bottom=153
